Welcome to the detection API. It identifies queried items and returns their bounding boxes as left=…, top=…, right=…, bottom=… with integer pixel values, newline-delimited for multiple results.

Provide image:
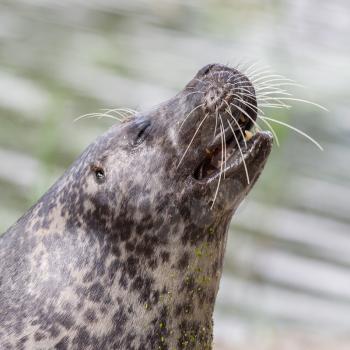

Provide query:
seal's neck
left=13, top=190, right=230, bottom=350
left=111, top=220, right=230, bottom=350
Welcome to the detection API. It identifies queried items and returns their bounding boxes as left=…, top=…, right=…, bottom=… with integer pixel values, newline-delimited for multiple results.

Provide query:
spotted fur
left=0, top=64, right=272, bottom=349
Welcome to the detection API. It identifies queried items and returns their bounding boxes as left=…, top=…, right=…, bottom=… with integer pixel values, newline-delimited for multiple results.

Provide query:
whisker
left=260, top=97, right=328, bottom=111
left=74, top=113, right=123, bottom=123
left=242, top=61, right=260, bottom=74
left=102, top=107, right=137, bottom=114
left=246, top=69, right=274, bottom=81
left=194, top=78, right=205, bottom=84
left=229, top=87, right=290, bottom=109
left=252, top=74, right=293, bottom=84
left=227, top=118, right=250, bottom=185
left=213, top=107, right=219, bottom=139
left=225, top=83, right=254, bottom=92
left=259, top=103, right=291, bottom=109
left=224, top=100, right=247, bottom=149
left=184, top=91, right=205, bottom=99
left=231, top=97, right=280, bottom=147
left=245, top=63, right=271, bottom=77
left=256, top=82, right=304, bottom=90
left=211, top=121, right=225, bottom=209
left=253, top=77, right=296, bottom=86
left=179, top=103, right=205, bottom=130
left=257, top=97, right=291, bottom=108
left=101, top=109, right=130, bottom=120
left=228, top=74, right=241, bottom=85
left=256, top=89, right=292, bottom=96
left=259, top=115, right=323, bottom=150
left=177, top=113, right=210, bottom=168
left=220, top=115, right=228, bottom=179
left=229, top=103, right=263, bottom=135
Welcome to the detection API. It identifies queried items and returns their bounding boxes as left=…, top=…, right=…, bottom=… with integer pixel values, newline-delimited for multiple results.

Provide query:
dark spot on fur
left=48, top=325, right=60, bottom=339
left=125, top=241, right=135, bottom=252
left=88, top=282, right=104, bottom=303
left=119, top=273, right=128, bottom=289
left=111, top=307, right=128, bottom=334
left=84, top=308, right=97, bottom=323
left=160, top=251, right=170, bottom=263
left=124, top=256, right=138, bottom=278
left=54, top=336, right=69, bottom=350
left=73, top=327, right=90, bottom=348
left=119, top=219, right=133, bottom=241
left=177, top=252, right=190, bottom=270
left=131, top=275, right=144, bottom=291
left=56, top=312, right=74, bottom=330
left=34, top=332, right=46, bottom=341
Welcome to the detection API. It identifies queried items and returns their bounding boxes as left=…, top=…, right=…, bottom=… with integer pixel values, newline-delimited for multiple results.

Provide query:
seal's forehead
left=89, top=114, right=153, bottom=156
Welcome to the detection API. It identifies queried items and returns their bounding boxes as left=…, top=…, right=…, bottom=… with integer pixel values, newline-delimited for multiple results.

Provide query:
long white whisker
left=259, top=103, right=291, bottom=109
left=257, top=90, right=293, bottom=97
left=245, top=63, right=270, bottom=76
left=230, top=103, right=263, bottom=135
left=257, top=97, right=291, bottom=108
left=177, top=113, right=209, bottom=168
left=221, top=115, right=228, bottom=179
left=184, top=91, right=205, bottom=99
left=256, top=82, right=304, bottom=90
left=213, top=107, right=219, bottom=139
left=232, top=97, right=280, bottom=147
left=260, top=116, right=323, bottom=150
left=74, top=112, right=123, bottom=123
left=101, top=109, right=130, bottom=120
left=253, top=77, right=296, bottom=86
left=211, top=121, right=225, bottom=209
left=227, top=118, right=250, bottom=185
left=102, top=108, right=136, bottom=114
left=179, top=103, right=205, bottom=130
left=224, top=100, right=247, bottom=149
left=252, top=74, right=293, bottom=84
left=246, top=69, right=274, bottom=81
left=261, top=97, right=328, bottom=111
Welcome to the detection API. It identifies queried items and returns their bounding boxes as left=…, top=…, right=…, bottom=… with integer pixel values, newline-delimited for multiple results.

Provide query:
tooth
left=205, top=148, right=212, bottom=156
left=244, top=130, right=253, bottom=141
left=240, top=115, right=246, bottom=122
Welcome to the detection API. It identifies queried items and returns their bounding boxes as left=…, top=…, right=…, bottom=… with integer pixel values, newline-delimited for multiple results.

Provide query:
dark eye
left=91, top=165, right=105, bottom=183
left=132, top=119, right=151, bottom=146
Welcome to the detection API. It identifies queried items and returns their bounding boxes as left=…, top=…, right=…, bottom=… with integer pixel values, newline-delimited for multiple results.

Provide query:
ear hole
left=91, top=165, right=106, bottom=183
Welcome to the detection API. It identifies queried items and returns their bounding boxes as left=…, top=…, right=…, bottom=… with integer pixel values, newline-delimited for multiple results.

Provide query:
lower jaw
left=193, top=131, right=266, bottom=184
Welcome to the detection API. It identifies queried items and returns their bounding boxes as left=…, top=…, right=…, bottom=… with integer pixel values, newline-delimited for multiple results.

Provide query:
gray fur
left=0, top=64, right=272, bottom=349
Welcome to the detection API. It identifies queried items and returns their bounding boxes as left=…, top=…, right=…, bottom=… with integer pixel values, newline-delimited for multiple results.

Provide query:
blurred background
left=0, top=0, right=349, bottom=349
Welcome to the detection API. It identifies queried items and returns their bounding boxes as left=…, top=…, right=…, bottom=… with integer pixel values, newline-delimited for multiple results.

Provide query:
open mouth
left=193, top=121, right=272, bottom=183
left=185, top=64, right=274, bottom=185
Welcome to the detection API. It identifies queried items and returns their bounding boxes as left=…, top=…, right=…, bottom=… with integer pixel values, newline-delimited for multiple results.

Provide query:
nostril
left=199, top=63, right=216, bottom=76
left=203, top=65, right=213, bottom=75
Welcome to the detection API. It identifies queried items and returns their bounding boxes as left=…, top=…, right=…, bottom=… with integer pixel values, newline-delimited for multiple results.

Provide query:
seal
left=0, top=63, right=272, bottom=350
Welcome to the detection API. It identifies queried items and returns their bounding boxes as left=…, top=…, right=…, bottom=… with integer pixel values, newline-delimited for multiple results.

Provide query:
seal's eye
left=91, top=165, right=105, bottom=183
